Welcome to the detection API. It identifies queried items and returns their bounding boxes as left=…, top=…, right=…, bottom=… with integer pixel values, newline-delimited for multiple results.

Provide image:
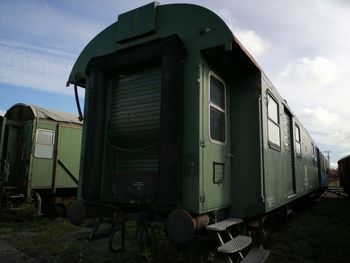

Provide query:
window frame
left=34, top=128, right=55, bottom=159
left=267, top=92, right=281, bottom=151
left=208, top=71, right=227, bottom=145
left=295, top=124, right=302, bottom=158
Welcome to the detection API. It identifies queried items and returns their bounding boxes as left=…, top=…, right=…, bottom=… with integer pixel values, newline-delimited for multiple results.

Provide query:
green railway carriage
left=0, top=103, right=82, bottom=214
left=67, top=2, right=325, bottom=243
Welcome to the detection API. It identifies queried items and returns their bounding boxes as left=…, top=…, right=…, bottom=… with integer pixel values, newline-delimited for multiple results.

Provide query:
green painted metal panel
left=116, top=2, right=158, bottom=43
left=31, top=122, right=56, bottom=189
left=0, top=120, right=32, bottom=190
left=262, top=76, right=320, bottom=212
left=5, top=126, right=21, bottom=185
left=54, top=125, right=82, bottom=188
left=31, top=121, right=82, bottom=189
left=282, top=109, right=295, bottom=196
left=229, top=70, right=263, bottom=218
left=22, top=121, right=33, bottom=195
left=67, top=3, right=235, bottom=87
left=109, top=68, right=161, bottom=173
left=200, top=66, right=231, bottom=212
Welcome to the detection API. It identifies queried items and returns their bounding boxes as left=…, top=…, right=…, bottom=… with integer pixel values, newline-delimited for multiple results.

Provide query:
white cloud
left=295, top=106, right=350, bottom=163
left=0, top=109, right=5, bottom=116
left=216, top=8, right=270, bottom=58
left=300, top=107, right=340, bottom=128
left=234, top=29, right=271, bottom=58
left=278, top=57, right=350, bottom=119
left=340, top=152, right=350, bottom=158
left=278, top=57, right=338, bottom=93
left=275, top=55, right=350, bottom=165
left=0, top=41, right=75, bottom=95
left=330, top=162, right=337, bottom=169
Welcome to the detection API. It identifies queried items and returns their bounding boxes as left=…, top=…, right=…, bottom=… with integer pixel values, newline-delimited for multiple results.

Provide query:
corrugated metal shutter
left=110, top=68, right=161, bottom=172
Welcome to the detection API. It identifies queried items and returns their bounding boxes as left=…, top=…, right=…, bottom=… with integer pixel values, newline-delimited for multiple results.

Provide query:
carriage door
left=2, top=124, right=21, bottom=185
left=31, top=125, right=57, bottom=188
left=283, top=108, right=296, bottom=196
left=201, top=69, right=231, bottom=211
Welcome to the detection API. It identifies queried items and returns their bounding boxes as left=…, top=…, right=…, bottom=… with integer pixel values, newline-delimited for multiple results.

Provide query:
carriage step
left=217, top=235, right=252, bottom=254
left=206, top=218, right=243, bottom=231
left=241, top=247, right=270, bottom=263
left=10, top=194, right=25, bottom=199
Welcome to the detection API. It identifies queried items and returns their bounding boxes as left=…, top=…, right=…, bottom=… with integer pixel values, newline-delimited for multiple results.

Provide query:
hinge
left=200, top=139, right=205, bottom=147
left=200, top=194, right=205, bottom=203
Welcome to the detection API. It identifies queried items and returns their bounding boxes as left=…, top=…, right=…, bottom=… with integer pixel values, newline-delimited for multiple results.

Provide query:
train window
left=295, top=125, right=301, bottom=158
left=267, top=94, right=280, bottom=150
left=268, top=95, right=278, bottom=123
left=209, top=73, right=225, bottom=143
left=34, top=129, right=55, bottom=159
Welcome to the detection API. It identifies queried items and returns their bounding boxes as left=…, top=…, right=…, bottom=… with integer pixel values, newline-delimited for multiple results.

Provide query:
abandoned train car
left=0, top=103, right=82, bottom=214
left=67, top=2, right=326, bottom=243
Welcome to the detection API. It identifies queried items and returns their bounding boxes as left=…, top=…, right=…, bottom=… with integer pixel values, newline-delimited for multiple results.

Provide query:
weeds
left=1, top=197, right=348, bottom=262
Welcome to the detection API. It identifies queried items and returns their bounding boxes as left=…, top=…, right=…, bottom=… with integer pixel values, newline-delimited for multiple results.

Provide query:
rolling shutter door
left=110, top=68, right=161, bottom=173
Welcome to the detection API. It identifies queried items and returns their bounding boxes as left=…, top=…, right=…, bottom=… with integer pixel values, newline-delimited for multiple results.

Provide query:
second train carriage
left=67, top=2, right=327, bottom=243
left=0, top=103, right=82, bottom=214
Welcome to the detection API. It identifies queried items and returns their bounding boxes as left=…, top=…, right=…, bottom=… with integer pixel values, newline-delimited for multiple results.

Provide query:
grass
left=0, top=212, right=169, bottom=263
left=266, top=197, right=350, bottom=263
left=0, top=196, right=349, bottom=262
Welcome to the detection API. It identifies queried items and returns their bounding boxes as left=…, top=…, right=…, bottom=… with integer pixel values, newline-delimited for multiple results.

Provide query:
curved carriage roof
left=67, top=2, right=260, bottom=87
left=5, top=103, right=82, bottom=125
left=338, top=155, right=350, bottom=163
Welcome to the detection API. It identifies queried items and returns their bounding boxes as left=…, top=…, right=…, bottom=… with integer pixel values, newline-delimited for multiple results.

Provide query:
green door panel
left=5, top=126, right=21, bottom=185
left=31, top=122, right=56, bottom=189
left=54, top=125, right=82, bottom=188
left=282, top=109, right=296, bottom=196
left=200, top=67, right=231, bottom=212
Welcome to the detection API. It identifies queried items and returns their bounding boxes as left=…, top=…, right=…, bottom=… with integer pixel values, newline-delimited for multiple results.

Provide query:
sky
left=1, top=0, right=349, bottom=167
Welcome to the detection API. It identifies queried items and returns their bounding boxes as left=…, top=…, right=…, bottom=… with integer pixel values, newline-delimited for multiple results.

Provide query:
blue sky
left=1, top=0, right=350, bottom=166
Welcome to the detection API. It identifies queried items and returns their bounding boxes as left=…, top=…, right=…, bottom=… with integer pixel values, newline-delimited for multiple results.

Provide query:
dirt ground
left=0, top=238, right=35, bottom=263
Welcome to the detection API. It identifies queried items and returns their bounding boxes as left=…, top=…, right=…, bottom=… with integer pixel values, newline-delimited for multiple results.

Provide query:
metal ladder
left=206, top=218, right=269, bottom=263
left=207, top=218, right=251, bottom=262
